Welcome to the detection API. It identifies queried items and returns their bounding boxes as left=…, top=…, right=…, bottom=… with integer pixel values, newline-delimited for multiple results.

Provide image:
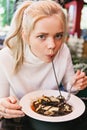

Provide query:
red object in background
left=65, top=0, right=84, bottom=37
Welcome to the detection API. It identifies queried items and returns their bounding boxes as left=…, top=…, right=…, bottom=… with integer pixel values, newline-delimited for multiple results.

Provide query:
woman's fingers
left=0, top=107, right=25, bottom=119
left=75, top=70, right=86, bottom=81
left=7, top=96, right=18, bottom=103
left=5, top=108, right=23, bottom=114
left=0, top=96, right=25, bottom=119
left=72, top=70, right=87, bottom=90
left=0, top=110, right=25, bottom=119
left=0, top=96, right=21, bottom=110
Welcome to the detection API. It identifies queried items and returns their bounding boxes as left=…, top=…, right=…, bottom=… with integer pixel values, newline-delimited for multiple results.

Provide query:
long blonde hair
left=4, top=0, right=67, bottom=73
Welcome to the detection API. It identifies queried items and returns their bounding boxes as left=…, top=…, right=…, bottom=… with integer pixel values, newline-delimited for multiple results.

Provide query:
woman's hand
left=72, top=70, right=87, bottom=90
left=0, top=96, right=25, bottom=119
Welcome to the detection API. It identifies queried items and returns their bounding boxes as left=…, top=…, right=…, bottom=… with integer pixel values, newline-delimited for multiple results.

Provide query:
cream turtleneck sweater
left=0, top=43, right=74, bottom=99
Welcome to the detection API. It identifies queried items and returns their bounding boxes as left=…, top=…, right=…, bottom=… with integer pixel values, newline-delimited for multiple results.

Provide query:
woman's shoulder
left=0, top=47, right=13, bottom=64
left=59, top=43, right=70, bottom=56
left=62, top=43, right=70, bottom=51
left=0, top=46, right=11, bottom=55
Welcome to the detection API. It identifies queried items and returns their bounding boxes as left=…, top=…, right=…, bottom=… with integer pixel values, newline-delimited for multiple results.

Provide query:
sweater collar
left=24, top=44, right=44, bottom=64
left=24, top=44, right=63, bottom=64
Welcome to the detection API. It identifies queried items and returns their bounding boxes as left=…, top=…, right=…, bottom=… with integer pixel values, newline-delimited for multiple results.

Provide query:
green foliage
left=0, top=0, right=15, bottom=26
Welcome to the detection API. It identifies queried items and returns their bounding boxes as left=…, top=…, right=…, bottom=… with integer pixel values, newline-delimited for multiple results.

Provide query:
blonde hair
left=4, top=0, right=67, bottom=73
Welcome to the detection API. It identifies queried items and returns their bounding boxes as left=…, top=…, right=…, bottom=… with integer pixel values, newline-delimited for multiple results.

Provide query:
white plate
left=20, top=90, right=85, bottom=122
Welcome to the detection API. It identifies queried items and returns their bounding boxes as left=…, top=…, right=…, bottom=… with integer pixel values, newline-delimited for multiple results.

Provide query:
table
left=0, top=98, right=87, bottom=130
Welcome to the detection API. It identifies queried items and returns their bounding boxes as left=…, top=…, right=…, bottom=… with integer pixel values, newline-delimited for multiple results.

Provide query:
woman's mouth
left=46, top=54, right=54, bottom=59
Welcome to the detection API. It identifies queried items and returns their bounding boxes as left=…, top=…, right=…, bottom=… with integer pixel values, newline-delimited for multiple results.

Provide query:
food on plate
left=31, top=95, right=73, bottom=116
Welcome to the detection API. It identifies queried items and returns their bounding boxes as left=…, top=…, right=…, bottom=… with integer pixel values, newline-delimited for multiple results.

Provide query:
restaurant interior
left=0, top=0, right=87, bottom=130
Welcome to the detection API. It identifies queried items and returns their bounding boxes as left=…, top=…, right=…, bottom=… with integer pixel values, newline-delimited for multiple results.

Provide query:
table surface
left=0, top=98, right=87, bottom=130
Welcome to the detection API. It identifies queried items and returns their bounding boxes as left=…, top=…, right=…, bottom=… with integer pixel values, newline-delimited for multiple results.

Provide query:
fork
left=52, top=60, right=62, bottom=97
left=58, top=79, right=78, bottom=107
left=52, top=60, right=73, bottom=100
left=66, top=84, right=73, bottom=102
left=57, top=91, right=72, bottom=107
left=52, top=60, right=78, bottom=107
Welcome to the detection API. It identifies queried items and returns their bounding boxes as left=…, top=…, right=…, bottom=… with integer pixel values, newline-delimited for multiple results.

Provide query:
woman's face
left=29, top=15, right=64, bottom=62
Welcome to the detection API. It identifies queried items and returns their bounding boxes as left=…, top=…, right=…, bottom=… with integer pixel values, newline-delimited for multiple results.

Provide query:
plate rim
left=20, top=90, right=85, bottom=122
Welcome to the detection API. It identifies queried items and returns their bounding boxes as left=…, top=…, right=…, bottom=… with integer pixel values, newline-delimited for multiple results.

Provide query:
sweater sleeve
left=0, top=60, right=10, bottom=98
left=61, top=46, right=75, bottom=91
left=62, top=49, right=79, bottom=94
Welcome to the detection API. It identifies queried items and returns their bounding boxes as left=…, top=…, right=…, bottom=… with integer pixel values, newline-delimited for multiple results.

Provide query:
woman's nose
left=47, top=38, right=55, bottom=49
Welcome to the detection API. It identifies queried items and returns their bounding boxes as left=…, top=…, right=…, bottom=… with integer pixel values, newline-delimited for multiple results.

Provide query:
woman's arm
left=0, top=53, right=25, bottom=119
left=62, top=47, right=87, bottom=92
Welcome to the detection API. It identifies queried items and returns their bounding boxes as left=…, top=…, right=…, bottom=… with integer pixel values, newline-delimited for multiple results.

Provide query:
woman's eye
left=55, top=33, right=64, bottom=40
left=37, top=35, right=46, bottom=40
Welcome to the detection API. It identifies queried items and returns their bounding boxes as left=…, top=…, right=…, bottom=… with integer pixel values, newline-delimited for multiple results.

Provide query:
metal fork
left=52, top=61, right=62, bottom=97
left=57, top=90, right=72, bottom=107
left=66, top=85, right=73, bottom=102
left=52, top=61, right=75, bottom=106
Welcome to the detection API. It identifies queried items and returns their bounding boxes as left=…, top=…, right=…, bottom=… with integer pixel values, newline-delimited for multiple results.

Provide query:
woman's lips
left=46, top=54, right=54, bottom=59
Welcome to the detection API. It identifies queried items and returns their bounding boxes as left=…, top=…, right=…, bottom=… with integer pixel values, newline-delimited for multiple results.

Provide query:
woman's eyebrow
left=36, top=32, right=64, bottom=35
left=36, top=32, right=48, bottom=35
left=56, top=32, right=64, bottom=34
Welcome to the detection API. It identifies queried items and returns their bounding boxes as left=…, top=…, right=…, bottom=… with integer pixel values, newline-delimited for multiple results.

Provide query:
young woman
left=0, top=0, right=87, bottom=119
